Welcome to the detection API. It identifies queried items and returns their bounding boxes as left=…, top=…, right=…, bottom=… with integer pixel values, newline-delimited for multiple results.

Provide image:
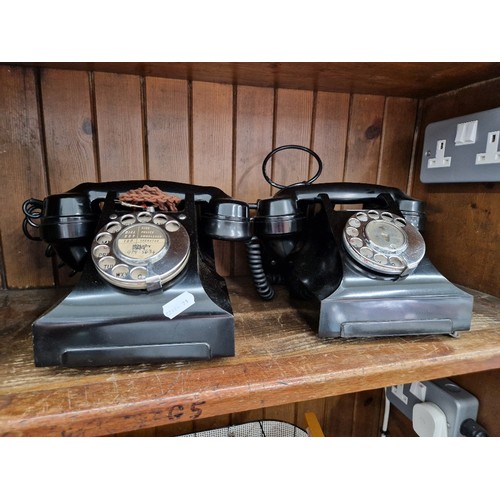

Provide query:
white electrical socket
left=475, top=130, right=500, bottom=164
left=427, top=139, right=451, bottom=168
left=385, top=378, right=479, bottom=437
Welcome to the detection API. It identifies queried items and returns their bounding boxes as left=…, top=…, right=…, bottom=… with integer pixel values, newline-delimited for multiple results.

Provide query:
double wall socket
left=421, top=106, right=500, bottom=183
left=386, top=378, right=479, bottom=437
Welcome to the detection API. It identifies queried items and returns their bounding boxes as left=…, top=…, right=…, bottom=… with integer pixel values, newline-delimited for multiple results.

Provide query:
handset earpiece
left=25, top=191, right=99, bottom=271
left=253, top=197, right=305, bottom=257
left=246, top=195, right=309, bottom=301
left=203, top=198, right=252, bottom=241
left=247, top=145, right=324, bottom=301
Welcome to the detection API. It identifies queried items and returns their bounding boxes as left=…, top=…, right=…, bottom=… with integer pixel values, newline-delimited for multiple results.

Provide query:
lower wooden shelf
left=1, top=278, right=499, bottom=436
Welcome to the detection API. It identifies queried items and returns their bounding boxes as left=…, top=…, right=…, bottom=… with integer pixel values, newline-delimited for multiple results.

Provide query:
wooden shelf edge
left=1, top=283, right=499, bottom=436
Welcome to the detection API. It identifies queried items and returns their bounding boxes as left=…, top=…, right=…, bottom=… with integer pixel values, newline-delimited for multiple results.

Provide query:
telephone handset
left=248, top=145, right=473, bottom=338
left=22, top=180, right=250, bottom=367
left=23, top=180, right=250, bottom=275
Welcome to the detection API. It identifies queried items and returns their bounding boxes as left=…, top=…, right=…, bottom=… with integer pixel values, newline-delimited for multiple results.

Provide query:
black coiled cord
left=22, top=198, right=43, bottom=241
left=246, top=236, right=275, bottom=300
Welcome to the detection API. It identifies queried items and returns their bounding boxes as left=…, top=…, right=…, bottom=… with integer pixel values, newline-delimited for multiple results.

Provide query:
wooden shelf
left=11, top=62, right=500, bottom=98
left=1, top=278, right=499, bottom=436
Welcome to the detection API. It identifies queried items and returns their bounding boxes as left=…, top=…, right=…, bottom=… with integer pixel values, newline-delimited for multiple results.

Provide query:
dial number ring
left=342, top=210, right=425, bottom=275
left=91, top=212, right=190, bottom=290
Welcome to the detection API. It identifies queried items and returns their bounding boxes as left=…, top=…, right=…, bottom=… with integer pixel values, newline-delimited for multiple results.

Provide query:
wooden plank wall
left=379, top=77, right=500, bottom=438
left=407, top=76, right=500, bottom=438
left=411, top=77, right=500, bottom=298
left=0, top=64, right=419, bottom=436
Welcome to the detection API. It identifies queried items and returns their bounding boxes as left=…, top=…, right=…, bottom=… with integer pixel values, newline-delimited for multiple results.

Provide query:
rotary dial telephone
left=245, top=145, right=472, bottom=339
left=21, top=180, right=251, bottom=367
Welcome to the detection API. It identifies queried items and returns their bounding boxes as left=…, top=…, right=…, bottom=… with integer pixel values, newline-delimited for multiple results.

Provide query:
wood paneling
left=406, top=77, right=500, bottom=439
left=377, top=97, right=419, bottom=191
left=264, top=403, right=297, bottom=425
left=351, top=389, right=385, bottom=437
left=192, top=412, right=231, bottom=434
left=323, top=393, right=356, bottom=436
left=230, top=407, right=264, bottom=426
left=234, top=85, right=274, bottom=202
left=412, top=77, right=500, bottom=297
left=118, top=392, right=385, bottom=437
left=94, top=72, right=145, bottom=180
left=296, top=398, right=326, bottom=433
left=311, top=91, right=350, bottom=183
left=191, top=81, right=233, bottom=193
left=40, top=69, right=97, bottom=192
left=0, top=66, right=53, bottom=289
left=2, top=64, right=498, bottom=442
left=271, top=88, right=314, bottom=191
left=145, top=77, right=190, bottom=183
left=191, top=81, right=234, bottom=277
left=0, top=65, right=426, bottom=438
left=344, top=94, right=385, bottom=184
left=1, top=68, right=419, bottom=289
left=18, top=62, right=500, bottom=98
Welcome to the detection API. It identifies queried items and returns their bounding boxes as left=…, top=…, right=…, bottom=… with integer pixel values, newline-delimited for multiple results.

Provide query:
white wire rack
left=179, top=420, right=309, bottom=437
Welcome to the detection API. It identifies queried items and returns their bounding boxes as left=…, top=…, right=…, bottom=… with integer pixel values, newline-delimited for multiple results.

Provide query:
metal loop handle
left=262, top=145, right=323, bottom=190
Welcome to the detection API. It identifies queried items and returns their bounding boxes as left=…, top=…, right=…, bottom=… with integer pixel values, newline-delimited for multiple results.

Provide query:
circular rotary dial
left=91, top=211, right=190, bottom=290
left=342, top=210, right=425, bottom=275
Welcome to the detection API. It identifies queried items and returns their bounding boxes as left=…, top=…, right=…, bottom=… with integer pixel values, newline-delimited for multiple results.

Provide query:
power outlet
left=421, top=106, right=500, bottom=183
left=386, top=378, right=479, bottom=437
left=476, top=130, right=500, bottom=164
left=427, top=139, right=451, bottom=168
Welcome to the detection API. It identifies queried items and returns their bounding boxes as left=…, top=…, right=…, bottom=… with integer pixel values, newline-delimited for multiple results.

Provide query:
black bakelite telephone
left=22, top=149, right=473, bottom=367
left=22, top=180, right=250, bottom=367
left=244, top=145, right=473, bottom=338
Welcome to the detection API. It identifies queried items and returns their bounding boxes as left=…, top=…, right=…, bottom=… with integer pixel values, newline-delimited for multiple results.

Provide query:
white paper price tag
left=162, top=292, right=195, bottom=319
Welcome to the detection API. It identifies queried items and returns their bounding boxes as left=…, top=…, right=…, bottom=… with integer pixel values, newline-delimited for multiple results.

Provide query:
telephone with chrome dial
left=22, top=181, right=250, bottom=367
left=246, top=145, right=473, bottom=338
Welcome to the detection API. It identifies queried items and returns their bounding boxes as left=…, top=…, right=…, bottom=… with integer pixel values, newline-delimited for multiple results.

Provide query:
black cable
left=258, top=420, right=266, bottom=437
left=22, top=198, right=43, bottom=241
left=246, top=237, right=274, bottom=300
left=460, top=418, right=489, bottom=437
left=22, top=218, right=41, bottom=241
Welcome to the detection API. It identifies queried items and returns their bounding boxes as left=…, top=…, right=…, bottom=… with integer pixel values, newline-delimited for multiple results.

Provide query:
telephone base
left=298, top=257, right=473, bottom=339
left=32, top=263, right=235, bottom=367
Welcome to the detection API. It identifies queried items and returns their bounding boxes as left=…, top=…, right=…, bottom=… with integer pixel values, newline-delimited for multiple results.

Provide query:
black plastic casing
left=252, top=182, right=473, bottom=338
left=30, top=181, right=242, bottom=367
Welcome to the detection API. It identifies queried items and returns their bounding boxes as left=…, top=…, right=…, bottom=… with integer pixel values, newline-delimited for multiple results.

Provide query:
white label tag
left=162, top=292, right=195, bottom=319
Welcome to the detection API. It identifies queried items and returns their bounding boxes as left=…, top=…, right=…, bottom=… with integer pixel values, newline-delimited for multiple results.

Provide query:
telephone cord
left=246, top=236, right=275, bottom=300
